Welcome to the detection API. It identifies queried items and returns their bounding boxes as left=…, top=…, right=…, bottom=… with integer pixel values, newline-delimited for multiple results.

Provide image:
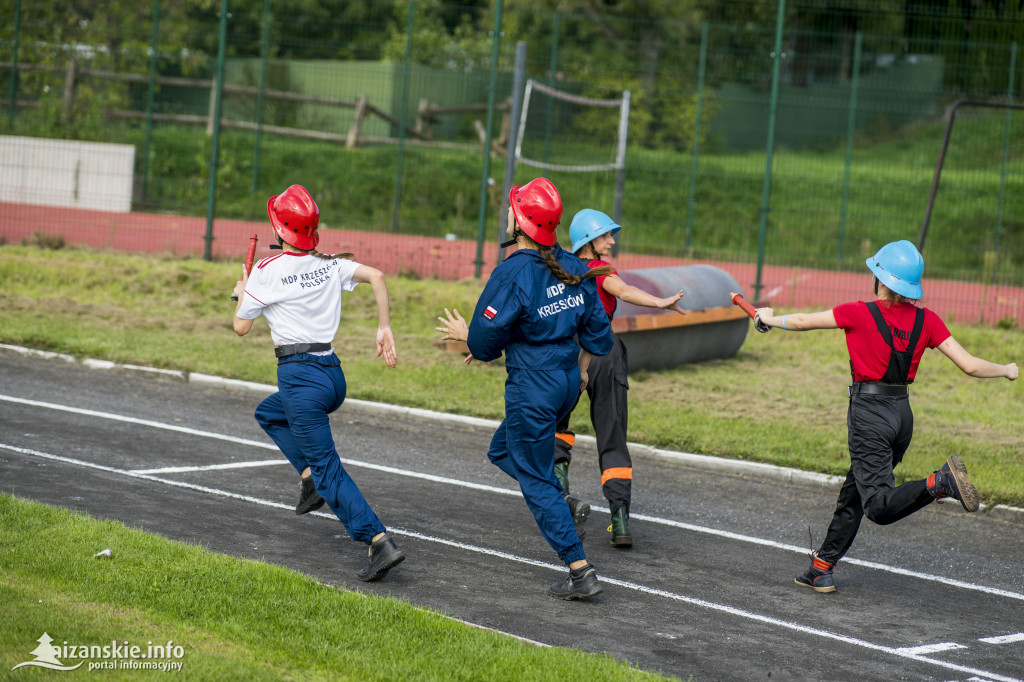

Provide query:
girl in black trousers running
left=755, top=240, right=1018, bottom=592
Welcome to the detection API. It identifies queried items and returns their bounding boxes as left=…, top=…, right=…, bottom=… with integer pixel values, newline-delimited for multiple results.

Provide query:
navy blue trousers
left=255, top=353, right=386, bottom=544
left=488, top=366, right=586, bottom=565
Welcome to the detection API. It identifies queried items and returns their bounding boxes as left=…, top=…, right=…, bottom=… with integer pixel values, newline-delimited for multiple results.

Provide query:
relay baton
left=729, top=292, right=770, bottom=333
left=230, top=234, right=259, bottom=302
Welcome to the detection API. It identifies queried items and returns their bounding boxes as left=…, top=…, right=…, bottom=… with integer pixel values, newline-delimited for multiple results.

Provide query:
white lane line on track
left=4, top=392, right=1024, bottom=605
left=133, top=460, right=289, bottom=474
left=896, top=643, right=966, bottom=655
left=2, top=441, right=1021, bottom=682
left=980, top=633, right=1024, bottom=645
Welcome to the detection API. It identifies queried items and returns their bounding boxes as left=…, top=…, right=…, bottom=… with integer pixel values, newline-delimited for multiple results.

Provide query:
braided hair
left=510, top=225, right=612, bottom=285
left=274, top=233, right=353, bottom=260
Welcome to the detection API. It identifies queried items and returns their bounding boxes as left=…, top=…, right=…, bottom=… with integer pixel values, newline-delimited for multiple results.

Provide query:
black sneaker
left=549, top=562, right=603, bottom=600
left=357, top=533, right=405, bottom=582
left=294, top=475, right=325, bottom=515
left=563, top=492, right=590, bottom=540
left=927, top=455, right=980, bottom=512
left=794, top=555, right=836, bottom=593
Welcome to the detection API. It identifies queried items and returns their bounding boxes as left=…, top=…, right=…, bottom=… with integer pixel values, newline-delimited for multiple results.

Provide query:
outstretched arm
left=755, top=307, right=839, bottom=331
left=601, top=275, right=686, bottom=315
left=936, top=336, right=1018, bottom=379
left=353, top=265, right=397, bottom=368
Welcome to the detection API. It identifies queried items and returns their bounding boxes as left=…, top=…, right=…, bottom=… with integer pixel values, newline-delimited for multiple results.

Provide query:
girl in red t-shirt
left=755, top=240, right=1017, bottom=593
left=553, top=209, right=686, bottom=548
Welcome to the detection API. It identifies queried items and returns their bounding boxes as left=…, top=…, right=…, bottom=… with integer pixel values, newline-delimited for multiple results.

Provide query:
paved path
left=3, top=348, right=1022, bottom=681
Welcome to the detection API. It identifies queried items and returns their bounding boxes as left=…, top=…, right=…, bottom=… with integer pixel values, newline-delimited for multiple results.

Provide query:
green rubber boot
left=554, top=461, right=589, bottom=540
left=608, top=506, right=632, bottom=548
left=554, top=461, right=570, bottom=493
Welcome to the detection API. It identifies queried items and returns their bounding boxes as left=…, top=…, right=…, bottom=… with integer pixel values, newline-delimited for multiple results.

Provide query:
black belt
left=849, top=382, right=908, bottom=397
left=274, top=342, right=332, bottom=358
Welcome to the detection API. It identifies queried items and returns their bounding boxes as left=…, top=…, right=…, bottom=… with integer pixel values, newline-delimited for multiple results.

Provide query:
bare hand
left=580, top=369, right=589, bottom=392
left=436, top=307, right=469, bottom=343
left=376, top=326, right=397, bottom=368
left=1008, top=363, right=1019, bottom=381
left=233, top=264, right=249, bottom=300
left=660, top=289, right=686, bottom=315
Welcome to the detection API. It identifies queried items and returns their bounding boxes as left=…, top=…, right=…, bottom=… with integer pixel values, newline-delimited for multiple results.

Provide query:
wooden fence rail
left=1, top=59, right=511, bottom=152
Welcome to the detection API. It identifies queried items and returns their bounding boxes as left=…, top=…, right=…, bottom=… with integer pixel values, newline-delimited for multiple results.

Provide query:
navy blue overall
left=468, top=246, right=613, bottom=565
left=255, top=352, right=386, bottom=544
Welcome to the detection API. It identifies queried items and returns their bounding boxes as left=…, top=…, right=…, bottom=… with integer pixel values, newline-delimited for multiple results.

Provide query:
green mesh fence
left=1, top=1, right=1022, bottom=324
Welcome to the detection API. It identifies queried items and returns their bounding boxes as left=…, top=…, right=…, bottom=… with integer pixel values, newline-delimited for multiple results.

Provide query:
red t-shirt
left=586, top=259, right=617, bottom=318
left=832, top=301, right=951, bottom=382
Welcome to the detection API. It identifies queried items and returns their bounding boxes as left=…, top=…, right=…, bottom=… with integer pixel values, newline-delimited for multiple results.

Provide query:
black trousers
left=555, top=335, right=632, bottom=513
left=817, top=394, right=935, bottom=564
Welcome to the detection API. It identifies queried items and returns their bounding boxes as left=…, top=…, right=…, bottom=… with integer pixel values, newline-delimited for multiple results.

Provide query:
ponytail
left=274, top=233, right=353, bottom=260
left=537, top=244, right=612, bottom=286
left=310, top=248, right=354, bottom=261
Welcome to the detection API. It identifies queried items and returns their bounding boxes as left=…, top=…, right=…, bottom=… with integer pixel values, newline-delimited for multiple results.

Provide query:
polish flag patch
left=483, top=305, right=498, bottom=320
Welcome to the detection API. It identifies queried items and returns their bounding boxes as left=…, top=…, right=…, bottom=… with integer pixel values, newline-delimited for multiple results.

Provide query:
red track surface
left=3, top=202, right=1022, bottom=327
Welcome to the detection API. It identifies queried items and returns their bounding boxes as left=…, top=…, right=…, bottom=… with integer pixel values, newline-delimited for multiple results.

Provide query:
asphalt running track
left=2, top=348, right=1023, bottom=681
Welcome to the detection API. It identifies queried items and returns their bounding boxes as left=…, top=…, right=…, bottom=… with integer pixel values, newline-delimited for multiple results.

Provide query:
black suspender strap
left=867, top=302, right=924, bottom=356
left=865, top=301, right=925, bottom=384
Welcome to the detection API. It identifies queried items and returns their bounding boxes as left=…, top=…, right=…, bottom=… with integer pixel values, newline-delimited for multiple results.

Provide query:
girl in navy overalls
left=436, top=178, right=614, bottom=600
left=232, top=184, right=406, bottom=582
left=755, top=240, right=1018, bottom=592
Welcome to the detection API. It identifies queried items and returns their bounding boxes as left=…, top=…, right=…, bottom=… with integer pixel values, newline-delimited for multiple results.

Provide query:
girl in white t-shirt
left=232, top=184, right=404, bottom=582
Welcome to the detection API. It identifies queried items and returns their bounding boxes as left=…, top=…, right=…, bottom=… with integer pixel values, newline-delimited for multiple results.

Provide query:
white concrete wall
left=0, top=135, right=135, bottom=213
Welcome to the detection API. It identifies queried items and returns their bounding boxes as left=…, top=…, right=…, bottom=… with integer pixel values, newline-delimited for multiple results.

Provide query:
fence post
left=753, top=0, right=787, bottom=301
left=7, top=0, right=21, bottom=129
left=685, top=21, right=709, bottom=253
left=203, top=0, right=229, bottom=261
left=62, top=58, right=78, bottom=121
left=206, top=72, right=217, bottom=136
left=837, top=31, right=862, bottom=268
left=416, top=98, right=428, bottom=136
left=543, top=11, right=560, bottom=165
left=612, top=90, right=630, bottom=227
left=498, top=41, right=527, bottom=264
left=993, top=41, right=1017, bottom=266
left=473, top=0, right=504, bottom=279
left=346, top=94, right=367, bottom=148
left=251, top=0, right=272, bottom=194
left=391, top=2, right=415, bottom=233
left=142, top=0, right=161, bottom=201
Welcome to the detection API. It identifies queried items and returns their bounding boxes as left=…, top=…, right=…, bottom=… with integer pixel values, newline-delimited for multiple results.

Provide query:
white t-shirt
left=237, top=252, right=361, bottom=347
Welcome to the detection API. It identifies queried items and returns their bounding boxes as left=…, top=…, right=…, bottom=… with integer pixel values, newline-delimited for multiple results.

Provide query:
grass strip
left=0, top=494, right=674, bottom=681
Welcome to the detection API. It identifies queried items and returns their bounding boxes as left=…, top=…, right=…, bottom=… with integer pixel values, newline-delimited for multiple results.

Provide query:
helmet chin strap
left=500, top=226, right=525, bottom=250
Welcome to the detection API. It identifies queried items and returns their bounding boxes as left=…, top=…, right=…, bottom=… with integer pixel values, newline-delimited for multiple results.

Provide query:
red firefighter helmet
left=508, top=177, right=562, bottom=247
left=267, top=185, right=320, bottom=250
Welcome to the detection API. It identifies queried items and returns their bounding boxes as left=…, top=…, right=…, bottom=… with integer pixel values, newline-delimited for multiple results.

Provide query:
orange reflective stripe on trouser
left=601, top=467, right=633, bottom=485
left=555, top=432, right=575, bottom=447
